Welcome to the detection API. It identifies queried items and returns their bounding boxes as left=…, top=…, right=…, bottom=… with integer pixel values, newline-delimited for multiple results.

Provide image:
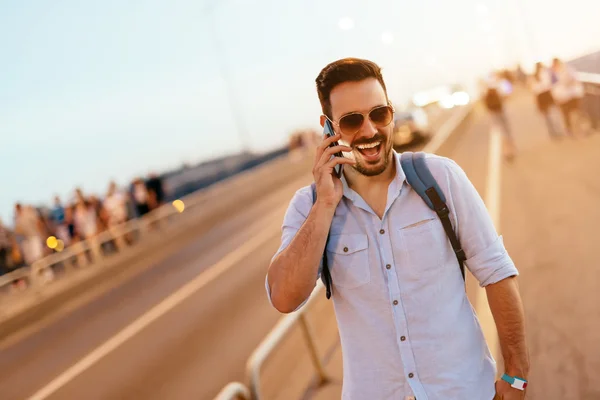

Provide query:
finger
left=316, top=145, right=352, bottom=166
left=326, top=144, right=353, bottom=154
left=317, top=141, right=352, bottom=162
left=322, top=156, right=356, bottom=172
left=314, top=156, right=354, bottom=181
left=315, top=133, right=342, bottom=160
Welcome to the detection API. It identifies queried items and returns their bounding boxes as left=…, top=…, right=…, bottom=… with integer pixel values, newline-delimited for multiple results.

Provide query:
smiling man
left=266, top=58, right=529, bottom=399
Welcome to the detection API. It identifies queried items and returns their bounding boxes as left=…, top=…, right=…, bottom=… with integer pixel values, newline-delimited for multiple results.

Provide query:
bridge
left=1, top=74, right=599, bottom=400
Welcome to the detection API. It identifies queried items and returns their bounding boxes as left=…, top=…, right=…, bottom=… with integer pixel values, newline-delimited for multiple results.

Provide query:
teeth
left=357, top=142, right=381, bottom=150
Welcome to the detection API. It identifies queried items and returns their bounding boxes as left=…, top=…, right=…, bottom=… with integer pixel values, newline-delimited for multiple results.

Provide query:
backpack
left=484, top=87, right=503, bottom=111
left=311, top=151, right=466, bottom=299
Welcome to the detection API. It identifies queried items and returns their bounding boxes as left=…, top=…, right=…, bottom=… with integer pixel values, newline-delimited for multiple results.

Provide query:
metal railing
left=213, top=101, right=477, bottom=400
left=246, top=281, right=328, bottom=400
left=576, top=71, right=600, bottom=129
left=213, top=382, right=251, bottom=400
left=0, top=148, right=313, bottom=300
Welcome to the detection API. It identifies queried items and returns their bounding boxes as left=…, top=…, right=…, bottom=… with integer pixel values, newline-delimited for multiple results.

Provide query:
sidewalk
left=499, top=98, right=600, bottom=399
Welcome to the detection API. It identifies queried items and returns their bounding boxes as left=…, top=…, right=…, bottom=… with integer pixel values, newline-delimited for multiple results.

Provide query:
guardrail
left=0, top=148, right=314, bottom=299
left=213, top=382, right=251, bottom=400
left=247, top=281, right=328, bottom=400
left=576, top=71, right=600, bottom=129
left=213, top=101, right=477, bottom=400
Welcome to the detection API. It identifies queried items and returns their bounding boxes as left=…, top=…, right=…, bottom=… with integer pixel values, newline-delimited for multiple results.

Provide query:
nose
left=355, top=115, right=378, bottom=141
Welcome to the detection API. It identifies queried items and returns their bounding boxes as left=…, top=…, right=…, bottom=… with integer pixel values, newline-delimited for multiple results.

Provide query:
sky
left=2, top=0, right=599, bottom=223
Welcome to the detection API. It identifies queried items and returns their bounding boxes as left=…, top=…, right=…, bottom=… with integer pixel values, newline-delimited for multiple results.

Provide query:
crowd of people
left=480, top=57, right=593, bottom=160
left=529, top=58, right=591, bottom=138
left=0, top=174, right=165, bottom=289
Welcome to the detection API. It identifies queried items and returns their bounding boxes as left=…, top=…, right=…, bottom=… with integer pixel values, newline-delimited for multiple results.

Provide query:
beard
left=348, top=132, right=394, bottom=176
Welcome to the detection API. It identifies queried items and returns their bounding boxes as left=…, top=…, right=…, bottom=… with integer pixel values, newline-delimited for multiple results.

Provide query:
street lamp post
left=205, top=1, right=250, bottom=153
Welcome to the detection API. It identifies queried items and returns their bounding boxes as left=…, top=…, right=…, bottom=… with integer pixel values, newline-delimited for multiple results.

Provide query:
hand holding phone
left=323, top=119, right=344, bottom=178
left=312, top=120, right=354, bottom=209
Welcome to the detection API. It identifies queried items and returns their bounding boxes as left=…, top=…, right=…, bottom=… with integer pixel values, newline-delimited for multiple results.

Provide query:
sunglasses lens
left=369, top=106, right=393, bottom=126
left=339, top=113, right=365, bottom=134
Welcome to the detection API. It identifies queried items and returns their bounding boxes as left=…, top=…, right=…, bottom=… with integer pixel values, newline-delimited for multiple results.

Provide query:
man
left=266, top=58, right=529, bottom=399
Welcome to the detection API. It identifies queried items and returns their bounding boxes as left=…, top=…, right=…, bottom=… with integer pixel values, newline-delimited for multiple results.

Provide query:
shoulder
left=292, top=185, right=314, bottom=205
left=284, top=185, right=314, bottom=220
left=422, top=153, right=464, bottom=180
left=415, top=153, right=472, bottom=194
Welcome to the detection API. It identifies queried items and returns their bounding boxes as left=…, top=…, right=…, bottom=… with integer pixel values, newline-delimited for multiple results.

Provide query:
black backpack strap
left=400, top=152, right=466, bottom=280
left=311, top=183, right=333, bottom=299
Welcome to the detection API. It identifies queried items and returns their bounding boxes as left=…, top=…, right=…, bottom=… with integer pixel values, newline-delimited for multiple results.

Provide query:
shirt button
left=379, top=229, right=385, bottom=234
left=393, top=300, right=398, bottom=305
left=408, top=372, right=414, bottom=378
left=343, top=247, right=348, bottom=252
left=400, top=336, right=406, bottom=341
left=386, top=264, right=391, bottom=270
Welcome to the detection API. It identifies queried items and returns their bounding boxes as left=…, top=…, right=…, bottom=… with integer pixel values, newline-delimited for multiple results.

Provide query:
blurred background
left=1, top=0, right=599, bottom=399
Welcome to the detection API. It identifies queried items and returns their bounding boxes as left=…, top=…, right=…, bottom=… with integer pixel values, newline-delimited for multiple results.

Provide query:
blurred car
left=392, top=108, right=432, bottom=148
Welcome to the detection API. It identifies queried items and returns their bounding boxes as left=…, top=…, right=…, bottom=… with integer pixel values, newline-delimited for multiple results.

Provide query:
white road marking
left=476, top=126, right=503, bottom=367
left=28, top=205, right=287, bottom=400
left=484, top=127, right=503, bottom=230
left=423, top=104, right=474, bottom=154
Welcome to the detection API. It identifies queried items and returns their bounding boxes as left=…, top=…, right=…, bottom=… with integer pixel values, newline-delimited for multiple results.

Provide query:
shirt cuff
left=465, top=236, right=519, bottom=287
left=265, top=274, right=275, bottom=308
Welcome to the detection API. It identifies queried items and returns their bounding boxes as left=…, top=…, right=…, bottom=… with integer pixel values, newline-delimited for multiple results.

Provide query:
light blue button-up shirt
left=267, top=151, right=518, bottom=399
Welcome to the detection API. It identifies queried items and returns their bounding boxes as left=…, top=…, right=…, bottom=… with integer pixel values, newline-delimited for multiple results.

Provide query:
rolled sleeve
left=465, top=236, right=518, bottom=287
left=440, top=158, right=519, bottom=287
left=266, top=186, right=318, bottom=309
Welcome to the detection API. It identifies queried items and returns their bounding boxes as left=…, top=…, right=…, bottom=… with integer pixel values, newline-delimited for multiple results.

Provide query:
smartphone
left=323, top=119, right=343, bottom=178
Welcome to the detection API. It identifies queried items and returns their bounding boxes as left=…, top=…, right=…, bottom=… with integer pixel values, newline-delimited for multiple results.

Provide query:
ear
left=319, top=115, right=326, bottom=128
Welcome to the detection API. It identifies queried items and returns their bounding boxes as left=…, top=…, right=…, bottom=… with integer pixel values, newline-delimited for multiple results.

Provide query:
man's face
left=328, top=78, right=394, bottom=176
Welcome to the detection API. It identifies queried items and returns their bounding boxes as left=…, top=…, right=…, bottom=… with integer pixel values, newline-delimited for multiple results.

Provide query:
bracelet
left=501, top=373, right=528, bottom=390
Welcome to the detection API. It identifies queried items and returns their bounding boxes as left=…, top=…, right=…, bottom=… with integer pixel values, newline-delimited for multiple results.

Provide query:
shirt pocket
left=326, top=233, right=370, bottom=289
left=399, top=218, right=444, bottom=273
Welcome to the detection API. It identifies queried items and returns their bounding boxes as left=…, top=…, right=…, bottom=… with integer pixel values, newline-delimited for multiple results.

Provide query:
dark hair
left=315, top=58, right=388, bottom=118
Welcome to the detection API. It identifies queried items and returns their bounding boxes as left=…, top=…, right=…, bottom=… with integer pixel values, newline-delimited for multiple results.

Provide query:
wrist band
left=501, top=373, right=528, bottom=390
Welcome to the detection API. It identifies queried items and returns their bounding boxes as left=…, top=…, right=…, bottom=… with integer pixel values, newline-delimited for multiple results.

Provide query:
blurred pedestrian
left=530, top=62, right=563, bottom=139
left=131, top=178, right=150, bottom=217
left=551, top=57, right=590, bottom=137
left=0, top=218, right=11, bottom=276
left=146, top=173, right=165, bottom=211
left=103, top=181, right=130, bottom=250
left=13, top=204, right=44, bottom=266
left=481, top=73, right=517, bottom=160
left=74, top=198, right=98, bottom=241
left=50, top=195, right=71, bottom=246
left=104, top=181, right=129, bottom=227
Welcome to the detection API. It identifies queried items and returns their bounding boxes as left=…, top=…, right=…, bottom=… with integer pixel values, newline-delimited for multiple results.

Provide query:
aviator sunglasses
left=324, top=104, right=395, bottom=136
